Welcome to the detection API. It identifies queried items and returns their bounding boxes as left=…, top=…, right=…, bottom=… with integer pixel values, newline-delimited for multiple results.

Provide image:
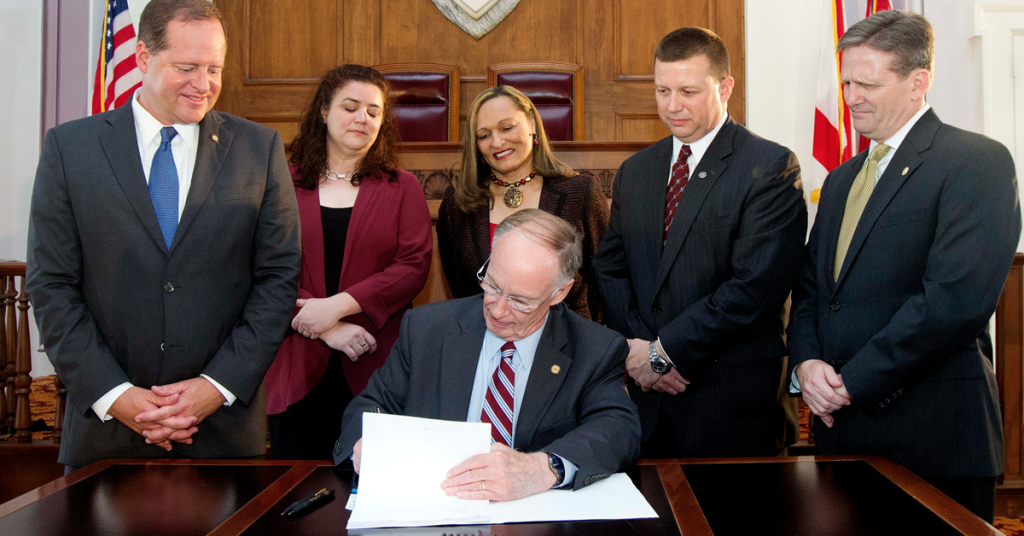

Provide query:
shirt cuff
left=201, top=374, right=236, bottom=406
left=655, top=338, right=676, bottom=367
left=92, top=382, right=133, bottom=422
left=554, top=454, right=578, bottom=489
left=788, top=369, right=802, bottom=395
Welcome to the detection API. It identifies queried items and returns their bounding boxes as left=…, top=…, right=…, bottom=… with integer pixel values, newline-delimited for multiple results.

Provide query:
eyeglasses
left=476, top=257, right=555, bottom=314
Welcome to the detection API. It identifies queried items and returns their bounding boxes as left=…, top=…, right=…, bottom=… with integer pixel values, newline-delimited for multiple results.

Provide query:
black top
left=321, top=206, right=353, bottom=297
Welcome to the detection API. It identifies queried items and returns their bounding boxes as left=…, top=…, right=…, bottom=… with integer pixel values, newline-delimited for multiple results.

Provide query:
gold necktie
left=833, top=143, right=891, bottom=281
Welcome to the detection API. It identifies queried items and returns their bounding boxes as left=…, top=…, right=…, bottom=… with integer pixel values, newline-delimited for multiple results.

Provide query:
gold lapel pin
left=551, top=365, right=561, bottom=374
left=901, top=167, right=908, bottom=176
left=211, top=134, right=219, bottom=143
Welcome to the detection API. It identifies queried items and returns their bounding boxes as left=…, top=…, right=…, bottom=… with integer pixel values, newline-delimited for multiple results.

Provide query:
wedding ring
left=481, top=481, right=486, bottom=491
left=360, top=341, right=367, bottom=347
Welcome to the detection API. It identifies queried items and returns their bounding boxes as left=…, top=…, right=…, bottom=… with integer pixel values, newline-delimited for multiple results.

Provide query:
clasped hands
left=291, top=296, right=376, bottom=362
left=626, top=338, right=690, bottom=394
left=352, top=439, right=557, bottom=502
left=796, top=359, right=852, bottom=428
left=107, top=377, right=226, bottom=451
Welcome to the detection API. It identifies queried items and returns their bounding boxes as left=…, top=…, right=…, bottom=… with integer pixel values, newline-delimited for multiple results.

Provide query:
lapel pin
left=211, top=134, right=219, bottom=143
left=901, top=167, right=908, bottom=176
left=551, top=365, right=561, bottom=375
left=698, top=171, right=707, bottom=179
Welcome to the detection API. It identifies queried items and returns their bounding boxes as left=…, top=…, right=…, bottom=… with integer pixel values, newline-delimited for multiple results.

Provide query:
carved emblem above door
left=431, top=0, right=521, bottom=39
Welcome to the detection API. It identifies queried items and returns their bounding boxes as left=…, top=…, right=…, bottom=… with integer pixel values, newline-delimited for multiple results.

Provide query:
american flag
left=91, top=0, right=142, bottom=115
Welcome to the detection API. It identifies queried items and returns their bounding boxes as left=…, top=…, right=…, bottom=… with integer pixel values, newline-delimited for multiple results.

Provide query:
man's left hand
left=651, top=368, right=690, bottom=395
left=136, top=377, right=227, bottom=443
left=440, top=443, right=557, bottom=501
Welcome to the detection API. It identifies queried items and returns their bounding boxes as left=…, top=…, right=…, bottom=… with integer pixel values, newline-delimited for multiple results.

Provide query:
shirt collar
left=869, top=103, right=930, bottom=154
left=481, top=312, right=549, bottom=370
left=131, top=91, right=201, bottom=152
left=672, top=112, right=729, bottom=167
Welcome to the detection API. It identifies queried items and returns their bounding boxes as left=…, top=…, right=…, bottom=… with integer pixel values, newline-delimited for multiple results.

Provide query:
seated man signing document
left=333, top=209, right=640, bottom=500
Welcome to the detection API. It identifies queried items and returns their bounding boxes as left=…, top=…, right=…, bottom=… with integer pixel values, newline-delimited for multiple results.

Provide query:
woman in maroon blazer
left=266, top=65, right=432, bottom=460
left=437, top=86, right=609, bottom=322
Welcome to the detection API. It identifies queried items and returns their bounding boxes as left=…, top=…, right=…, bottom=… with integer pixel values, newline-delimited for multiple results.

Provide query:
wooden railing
left=0, top=261, right=64, bottom=444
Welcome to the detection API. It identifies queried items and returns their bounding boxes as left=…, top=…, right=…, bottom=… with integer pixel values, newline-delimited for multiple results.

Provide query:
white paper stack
left=347, top=413, right=658, bottom=530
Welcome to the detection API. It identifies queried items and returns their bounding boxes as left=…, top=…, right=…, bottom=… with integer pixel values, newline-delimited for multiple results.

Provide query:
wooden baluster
left=4, top=275, right=15, bottom=433
left=0, top=275, right=7, bottom=435
left=13, top=276, right=32, bottom=443
left=54, top=375, right=66, bottom=444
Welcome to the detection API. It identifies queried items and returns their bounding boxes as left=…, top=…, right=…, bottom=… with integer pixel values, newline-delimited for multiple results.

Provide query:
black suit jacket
left=593, top=118, right=806, bottom=457
left=26, top=104, right=302, bottom=466
left=333, top=296, right=640, bottom=490
left=787, top=109, right=1020, bottom=480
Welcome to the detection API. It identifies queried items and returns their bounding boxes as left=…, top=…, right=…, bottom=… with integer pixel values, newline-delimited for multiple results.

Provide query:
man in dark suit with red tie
left=593, top=27, right=807, bottom=458
left=334, top=210, right=639, bottom=501
left=787, top=11, right=1020, bottom=522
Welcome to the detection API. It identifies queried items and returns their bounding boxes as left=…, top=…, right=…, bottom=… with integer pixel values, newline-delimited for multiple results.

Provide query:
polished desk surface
left=0, top=456, right=1001, bottom=535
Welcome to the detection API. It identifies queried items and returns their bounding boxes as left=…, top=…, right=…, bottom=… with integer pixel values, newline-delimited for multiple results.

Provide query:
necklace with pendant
left=325, top=168, right=354, bottom=182
left=490, top=170, right=536, bottom=208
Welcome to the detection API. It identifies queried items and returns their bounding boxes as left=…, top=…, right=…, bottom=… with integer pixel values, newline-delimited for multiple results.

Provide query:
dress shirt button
left=830, top=302, right=841, bottom=312
left=163, top=282, right=175, bottom=293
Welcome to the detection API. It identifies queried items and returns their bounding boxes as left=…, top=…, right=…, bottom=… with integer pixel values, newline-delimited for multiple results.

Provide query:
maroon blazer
left=265, top=167, right=432, bottom=414
left=436, top=174, right=609, bottom=323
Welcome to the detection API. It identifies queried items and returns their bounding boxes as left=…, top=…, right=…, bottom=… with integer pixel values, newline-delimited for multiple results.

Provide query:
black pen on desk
left=281, top=488, right=335, bottom=517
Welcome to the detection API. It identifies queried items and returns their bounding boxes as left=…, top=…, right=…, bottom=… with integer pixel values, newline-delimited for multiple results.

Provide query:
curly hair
left=290, top=64, right=400, bottom=189
left=455, top=86, right=576, bottom=213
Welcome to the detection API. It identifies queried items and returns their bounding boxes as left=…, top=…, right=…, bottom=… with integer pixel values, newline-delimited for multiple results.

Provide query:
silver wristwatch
left=649, top=340, right=671, bottom=375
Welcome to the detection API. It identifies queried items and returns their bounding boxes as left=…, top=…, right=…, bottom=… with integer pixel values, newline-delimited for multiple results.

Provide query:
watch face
left=650, top=357, right=670, bottom=374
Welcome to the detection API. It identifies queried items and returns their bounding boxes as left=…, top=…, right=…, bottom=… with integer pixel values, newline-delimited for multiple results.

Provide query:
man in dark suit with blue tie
left=593, top=27, right=807, bottom=458
left=26, top=0, right=301, bottom=470
left=787, top=11, right=1020, bottom=523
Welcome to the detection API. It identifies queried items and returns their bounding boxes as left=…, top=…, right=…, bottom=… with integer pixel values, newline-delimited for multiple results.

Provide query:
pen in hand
left=282, top=488, right=335, bottom=517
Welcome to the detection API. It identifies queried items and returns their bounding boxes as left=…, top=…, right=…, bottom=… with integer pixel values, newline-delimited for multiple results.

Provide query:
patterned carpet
left=5, top=377, right=1024, bottom=533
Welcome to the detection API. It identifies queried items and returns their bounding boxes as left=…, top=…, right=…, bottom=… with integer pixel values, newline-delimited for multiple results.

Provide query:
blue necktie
left=149, top=126, right=179, bottom=249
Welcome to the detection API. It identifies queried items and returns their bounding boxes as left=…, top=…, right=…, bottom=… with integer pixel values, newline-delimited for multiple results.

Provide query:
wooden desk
left=0, top=456, right=1000, bottom=535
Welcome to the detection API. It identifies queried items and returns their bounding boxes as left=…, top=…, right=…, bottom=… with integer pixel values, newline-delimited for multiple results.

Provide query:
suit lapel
left=632, top=138, right=674, bottom=312
left=515, top=305, right=572, bottom=449
left=99, top=105, right=168, bottom=254
left=654, top=121, right=733, bottom=290
left=821, top=152, right=867, bottom=290
left=835, top=110, right=938, bottom=285
left=296, top=185, right=327, bottom=297
left=171, top=111, right=231, bottom=252
left=440, top=299, right=488, bottom=421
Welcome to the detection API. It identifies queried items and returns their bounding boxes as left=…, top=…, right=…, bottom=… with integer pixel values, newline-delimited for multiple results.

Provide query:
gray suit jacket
left=333, top=296, right=640, bottom=490
left=787, top=109, right=1020, bottom=480
left=593, top=119, right=806, bottom=457
left=26, top=103, right=301, bottom=466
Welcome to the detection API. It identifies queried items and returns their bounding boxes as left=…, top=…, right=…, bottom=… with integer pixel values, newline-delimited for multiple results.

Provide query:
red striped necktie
left=664, top=143, right=693, bottom=243
left=481, top=341, right=516, bottom=447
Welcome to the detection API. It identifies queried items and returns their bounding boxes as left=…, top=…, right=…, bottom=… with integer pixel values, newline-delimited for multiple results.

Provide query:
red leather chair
left=487, top=62, right=584, bottom=141
left=373, top=63, right=460, bottom=142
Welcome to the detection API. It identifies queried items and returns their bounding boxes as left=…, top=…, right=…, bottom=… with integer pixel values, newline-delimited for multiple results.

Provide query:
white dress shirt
left=91, top=95, right=235, bottom=422
left=789, top=103, right=931, bottom=394
left=465, top=318, right=578, bottom=488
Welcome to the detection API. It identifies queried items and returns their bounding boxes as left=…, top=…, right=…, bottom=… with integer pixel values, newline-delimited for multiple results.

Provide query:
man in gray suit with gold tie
left=787, top=11, right=1020, bottom=522
left=26, top=0, right=301, bottom=470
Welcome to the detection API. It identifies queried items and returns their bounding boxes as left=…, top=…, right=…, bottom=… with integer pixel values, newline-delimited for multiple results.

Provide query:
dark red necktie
left=664, top=144, right=693, bottom=243
left=481, top=341, right=516, bottom=446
